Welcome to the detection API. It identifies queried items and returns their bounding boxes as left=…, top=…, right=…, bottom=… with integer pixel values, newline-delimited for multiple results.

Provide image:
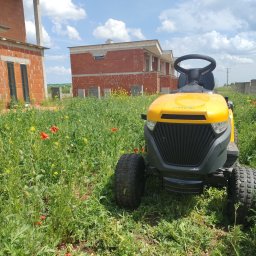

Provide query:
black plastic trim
left=144, top=122, right=231, bottom=176
left=161, top=114, right=206, bottom=120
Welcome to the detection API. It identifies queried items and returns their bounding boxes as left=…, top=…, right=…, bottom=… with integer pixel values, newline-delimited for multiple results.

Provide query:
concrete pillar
left=157, top=58, right=161, bottom=72
left=33, top=0, right=43, bottom=46
left=34, top=1, right=48, bottom=99
left=149, top=54, right=153, bottom=71
left=163, top=62, right=166, bottom=75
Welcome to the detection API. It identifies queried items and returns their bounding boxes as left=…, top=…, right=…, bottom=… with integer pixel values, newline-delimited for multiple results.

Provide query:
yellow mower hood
left=147, top=93, right=229, bottom=124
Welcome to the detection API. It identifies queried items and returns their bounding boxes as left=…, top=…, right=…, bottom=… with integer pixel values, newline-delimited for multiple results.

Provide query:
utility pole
left=226, top=68, right=229, bottom=86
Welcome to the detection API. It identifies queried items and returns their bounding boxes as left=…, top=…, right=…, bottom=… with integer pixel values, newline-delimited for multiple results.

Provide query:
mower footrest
left=163, top=177, right=203, bottom=194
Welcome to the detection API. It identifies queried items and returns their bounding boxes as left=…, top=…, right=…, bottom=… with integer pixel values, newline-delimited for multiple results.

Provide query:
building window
left=104, top=88, right=111, bottom=97
left=94, top=55, right=105, bottom=60
left=88, top=86, right=101, bottom=98
left=131, top=85, right=143, bottom=96
left=144, top=54, right=150, bottom=72
left=7, top=62, right=17, bottom=101
left=20, top=64, right=30, bottom=103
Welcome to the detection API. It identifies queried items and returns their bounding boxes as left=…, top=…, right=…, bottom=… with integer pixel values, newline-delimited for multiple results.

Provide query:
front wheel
left=114, top=154, right=146, bottom=209
left=227, top=166, right=256, bottom=224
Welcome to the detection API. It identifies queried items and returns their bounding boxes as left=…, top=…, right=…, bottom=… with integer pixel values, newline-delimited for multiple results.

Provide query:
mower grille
left=152, top=123, right=216, bottom=167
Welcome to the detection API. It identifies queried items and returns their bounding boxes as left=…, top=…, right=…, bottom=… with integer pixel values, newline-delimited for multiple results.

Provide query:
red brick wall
left=70, top=49, right=145, bottom=75
left=0, top=0, right=26, bottom=42
left=160, top=75, right=178, bottom=90
left=72, top=72, right=159, bottom=96
left=0, top=43, right=45, bottom=104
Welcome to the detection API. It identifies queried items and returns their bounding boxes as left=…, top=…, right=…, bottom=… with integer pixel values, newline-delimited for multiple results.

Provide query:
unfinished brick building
left=0, top=0, right=46, bottom=105
left=69, top=40, right=177, bottom=97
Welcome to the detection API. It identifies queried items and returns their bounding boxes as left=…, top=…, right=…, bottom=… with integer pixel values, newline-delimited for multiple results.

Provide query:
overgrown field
left=0, top=90, right=256, bottom=255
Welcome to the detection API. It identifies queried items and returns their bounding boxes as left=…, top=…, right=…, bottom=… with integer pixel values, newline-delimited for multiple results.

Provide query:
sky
left=23, top=0, right=256, bottom=86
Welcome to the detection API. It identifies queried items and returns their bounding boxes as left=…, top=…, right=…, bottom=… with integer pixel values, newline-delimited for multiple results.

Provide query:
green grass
left=47, top=83, right=72, bottom=94
left=0, top=91, right=256, bottom=255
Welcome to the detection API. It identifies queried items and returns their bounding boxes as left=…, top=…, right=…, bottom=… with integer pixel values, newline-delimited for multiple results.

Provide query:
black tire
left=227, top=166, right=256, bottom=224
left=115, top=154, right=145, bottom=209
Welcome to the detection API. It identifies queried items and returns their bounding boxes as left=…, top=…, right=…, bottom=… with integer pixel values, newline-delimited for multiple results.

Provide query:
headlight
left=146, top=120, right=156, bottom=131
left=211, top=121, right=228, bottom=134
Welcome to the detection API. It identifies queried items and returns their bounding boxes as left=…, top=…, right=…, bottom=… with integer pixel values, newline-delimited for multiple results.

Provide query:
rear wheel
left=115, top=154, right=145, bottom=209
left=227, top=166, right=256, bottom=224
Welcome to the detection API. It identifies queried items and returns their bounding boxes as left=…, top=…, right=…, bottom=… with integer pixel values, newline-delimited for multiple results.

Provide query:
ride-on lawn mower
left=114, top=54, right=256, bottom=224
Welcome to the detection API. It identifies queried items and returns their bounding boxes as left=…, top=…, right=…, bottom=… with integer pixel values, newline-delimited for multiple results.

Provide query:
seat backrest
left=178, top=72, right=215, bottom=90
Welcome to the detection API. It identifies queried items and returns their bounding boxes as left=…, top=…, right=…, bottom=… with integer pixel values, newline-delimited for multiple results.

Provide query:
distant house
left=69, top=40, right=177, bottom=97
left=0, top=0, right=47, bottom=106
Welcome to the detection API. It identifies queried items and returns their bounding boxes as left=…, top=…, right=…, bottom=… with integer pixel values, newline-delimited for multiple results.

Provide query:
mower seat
left=178, top=72, right=215, bottom=90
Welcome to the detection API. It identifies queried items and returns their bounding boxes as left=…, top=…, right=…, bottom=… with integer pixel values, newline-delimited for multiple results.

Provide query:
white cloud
left=66, top=25, right=81, bottom=40
left=40, top=0, right=86, bottom=22
left=128, top=28, right=146, bottom=40
left=157, top=0, right=252, bottom=34
left=23, top=0, right=86, bottom=22
left=219, top=54, right=254, bottom=65
left=93, top=18, right=145, bottom=42
left=23, top=0, right=85, bottom=42
left=164, top=31, right=256, bottom=56
left=157, top=20, right=176, bottom=33
left=47, top=66, right=71, bottom=75
left=25, top=20, right=52, bottom=47
left=52, top=23, right=81, bottom=40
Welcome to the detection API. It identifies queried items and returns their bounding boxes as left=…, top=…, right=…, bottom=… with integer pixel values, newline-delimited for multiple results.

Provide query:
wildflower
left=35, top=221, right=42, bottom=226
left=50, top=125, right=59, bottom=133
left=141, top=147, right=145, bottom=153
left=40, top=215, right=46, bottom=221
left=111, top=127, right=118, bottom=132
left=30, top=126, right=36, bottom=132
left=65, top=253, right=72, bottom=256
left=134, top=148, right=139, bottom=154
left=40, top=132, right=49, bottom=140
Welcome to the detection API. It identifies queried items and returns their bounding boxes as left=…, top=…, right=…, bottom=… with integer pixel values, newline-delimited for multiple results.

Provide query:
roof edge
left=0, top=36, right=49, bottom=50
left=68, top=39, right=160, bottom=49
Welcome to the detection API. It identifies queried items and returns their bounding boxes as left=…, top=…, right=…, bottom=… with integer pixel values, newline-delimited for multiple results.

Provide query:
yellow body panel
left=147, top=93, right=229, bottom=124
left=229, top=109, right=235, bottom=142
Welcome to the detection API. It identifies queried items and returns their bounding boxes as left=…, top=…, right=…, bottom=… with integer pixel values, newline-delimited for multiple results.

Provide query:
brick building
left=69, top=40, right=177, bottom=97
left=0, top=0, right=46, bottom=106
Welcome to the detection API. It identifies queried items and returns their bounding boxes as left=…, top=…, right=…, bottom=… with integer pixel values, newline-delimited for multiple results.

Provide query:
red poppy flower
left=40, top=132, right=49, bottom=140
left=40, top=215, right=46, bottom=221
left=65, top=253, right=72, bottom=256
left=111, top=127, right=118, bottom=132
left=50, top=125, right=59, bottom=133
left=134, top=148, right=139, bottom=154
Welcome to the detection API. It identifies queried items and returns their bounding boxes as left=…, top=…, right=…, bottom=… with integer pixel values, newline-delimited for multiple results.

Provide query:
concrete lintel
left=72, top=71, right=147, bottom=78
left=0, top=55, right=30, bottom=65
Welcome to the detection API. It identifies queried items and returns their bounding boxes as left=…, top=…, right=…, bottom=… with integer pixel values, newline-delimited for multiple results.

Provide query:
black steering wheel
left=174, top=54, right=216, bottom=84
